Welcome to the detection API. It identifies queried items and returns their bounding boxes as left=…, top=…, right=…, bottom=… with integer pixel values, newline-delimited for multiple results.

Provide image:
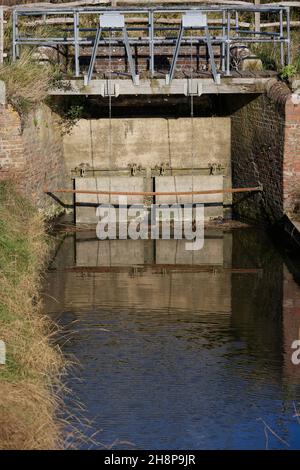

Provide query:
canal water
left=44, top=226, right=300, bottom=449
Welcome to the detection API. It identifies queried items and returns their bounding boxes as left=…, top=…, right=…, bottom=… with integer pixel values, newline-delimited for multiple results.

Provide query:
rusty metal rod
left=44, top=185, right=262, bottom=197
left=54, top=265, right=263, bottom=274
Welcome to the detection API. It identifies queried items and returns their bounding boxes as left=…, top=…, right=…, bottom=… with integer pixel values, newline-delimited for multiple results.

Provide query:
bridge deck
left=13, top=4, right=291, bottom=91
left=50, top=74, right=276, bottom=96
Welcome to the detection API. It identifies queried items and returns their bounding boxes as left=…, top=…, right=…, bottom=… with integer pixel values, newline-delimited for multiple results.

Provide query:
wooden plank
left=23, top=16, right=251, bottom=28
left=261, top=21, right=300, bottom=28
left=13, top=0, right=253, bottom=10
left=264, top=2, right=300, bottom=7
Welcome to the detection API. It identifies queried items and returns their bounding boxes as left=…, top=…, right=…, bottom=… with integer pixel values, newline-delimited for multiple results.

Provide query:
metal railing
left=11, top=4, right=291, bottom=82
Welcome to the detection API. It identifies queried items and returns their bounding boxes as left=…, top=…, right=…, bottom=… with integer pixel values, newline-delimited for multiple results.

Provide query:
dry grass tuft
left=0, top=51, right=56, bottom=117
left=0, top=180, right=65, bottom=449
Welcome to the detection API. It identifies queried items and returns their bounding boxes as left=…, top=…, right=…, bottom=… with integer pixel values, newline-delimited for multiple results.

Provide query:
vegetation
left=279, top=64, right=298, bottom=82
left=0, top=181, right=64, bottom=449
left=58, top=104, right=84, bottom=136
left=0, top=51, right=60, bottom=117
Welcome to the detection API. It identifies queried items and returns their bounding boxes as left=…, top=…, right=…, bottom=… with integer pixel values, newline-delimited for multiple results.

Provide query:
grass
left=0, top=51, right=60, bottom=117
left=0, top=180, right=64, bottom=449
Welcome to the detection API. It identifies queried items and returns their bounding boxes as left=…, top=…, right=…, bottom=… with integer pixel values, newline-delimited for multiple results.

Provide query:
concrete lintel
left=49, top=77, right=272, bottom=97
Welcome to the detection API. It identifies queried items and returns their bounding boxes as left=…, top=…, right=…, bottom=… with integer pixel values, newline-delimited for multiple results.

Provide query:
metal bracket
left=208, top=162, right=223, bottom=175
left=104, top=81, right=119, bottom=97
left=168, top=11, right=220, bottom=85
left=184, top=79, right=203, bottom=96
left=87, top=13, right=139, bottom=85
left=128, top=163, right=143, bottom=176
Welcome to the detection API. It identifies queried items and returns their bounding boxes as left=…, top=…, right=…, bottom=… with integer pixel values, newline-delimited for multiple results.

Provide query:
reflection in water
left=44, top=228, right=300, bottom=449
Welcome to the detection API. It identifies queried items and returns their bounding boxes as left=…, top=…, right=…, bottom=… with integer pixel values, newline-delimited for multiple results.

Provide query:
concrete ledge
left=50, top=77, right=273, bottom=97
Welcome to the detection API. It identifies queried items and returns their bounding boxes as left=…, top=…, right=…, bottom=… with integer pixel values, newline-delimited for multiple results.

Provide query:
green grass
left=0, top=51, right=61, bottom=117
left=0, top=181, right=64, bottom=449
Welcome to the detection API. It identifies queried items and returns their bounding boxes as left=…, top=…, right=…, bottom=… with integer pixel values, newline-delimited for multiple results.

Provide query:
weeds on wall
left=58, top=104, right=84, bottom=136
left=0, top=181, right=65, bottom=449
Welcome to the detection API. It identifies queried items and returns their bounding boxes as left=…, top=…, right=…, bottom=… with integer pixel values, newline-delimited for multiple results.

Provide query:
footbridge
left=11, top=2, right=292, bottom=96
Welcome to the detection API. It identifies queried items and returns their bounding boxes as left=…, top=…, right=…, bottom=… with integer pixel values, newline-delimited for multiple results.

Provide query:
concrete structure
left=0, top=100, right=65, bottom=213
left=64, top=116, right=231, bottom=221
left=63, top=117, right=230, bottom=172
left=50, top=77, right=276, bottom=98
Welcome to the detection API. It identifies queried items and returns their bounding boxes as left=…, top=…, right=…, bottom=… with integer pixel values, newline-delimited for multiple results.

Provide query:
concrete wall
left=0, top=103, right=65, bottom=212
left=64, top=116, right=231, bottom=222
left=230, top=81, right=300, bottom=224
left=1, top=79, right=299, bottom=227
left=63, top=117, right=231, bottom=172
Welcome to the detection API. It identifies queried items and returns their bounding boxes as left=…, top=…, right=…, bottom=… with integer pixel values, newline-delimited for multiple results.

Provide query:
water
left=44, top=227, right=300, bottom=449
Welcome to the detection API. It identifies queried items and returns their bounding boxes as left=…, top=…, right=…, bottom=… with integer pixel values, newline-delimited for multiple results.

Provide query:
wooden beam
left=13, top=0, right=253, bottom=10
left=255, top=0, right=261, bottom=33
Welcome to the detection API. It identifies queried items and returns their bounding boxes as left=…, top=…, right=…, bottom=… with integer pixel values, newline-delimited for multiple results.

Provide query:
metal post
left=12, top=10, right=19, bottom=61
left=280, top=8, right=284, bottom=67
left=74, top=11, right=80, bottom=77
left=205, top=25, right=218, bottom=83
left=149, top=10, right=154, bottom=77
left=123, top=26, right=138, bottom=84
left=286, top=7, right=291, bottom=65
left=226, top=11, right=231, bottom=76
left=221, top=10, right=225, bottom=72
left=169, top=24, right=184, bottom=82
left=235, top=11, right=239, bottom=33
left=87, top=25, right=102, bottom=84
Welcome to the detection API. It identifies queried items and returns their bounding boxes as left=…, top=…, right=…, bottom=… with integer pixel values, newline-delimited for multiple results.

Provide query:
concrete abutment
left=0, top=79, right=300, bottom=234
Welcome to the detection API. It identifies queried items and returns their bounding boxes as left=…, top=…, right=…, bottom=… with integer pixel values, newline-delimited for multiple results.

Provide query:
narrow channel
left=44, top=225, right=300, bottom=450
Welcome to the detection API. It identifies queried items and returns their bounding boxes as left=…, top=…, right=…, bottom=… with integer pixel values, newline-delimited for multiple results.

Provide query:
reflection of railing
left=10, top=4, right=291, bottom=81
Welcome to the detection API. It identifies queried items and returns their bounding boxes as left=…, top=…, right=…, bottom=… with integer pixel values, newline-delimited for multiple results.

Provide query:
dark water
left=44, top=227, right=300, bottom=449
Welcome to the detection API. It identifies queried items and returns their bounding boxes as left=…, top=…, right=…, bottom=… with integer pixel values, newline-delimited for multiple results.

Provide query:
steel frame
left=12, top=5, right=291, bottom=85
left=167, top=12, right=220, bottom=84
left=86, top=13, right=139, bottom=84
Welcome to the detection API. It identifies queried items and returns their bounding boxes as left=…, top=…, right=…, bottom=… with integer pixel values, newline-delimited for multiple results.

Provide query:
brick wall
left=284, top=96, right=300, bottom=216
left=0, top=103, right=66, bottom=212
left=78, top=44, right=220, bottom=78
left=230, top=80, right=300, bottom=224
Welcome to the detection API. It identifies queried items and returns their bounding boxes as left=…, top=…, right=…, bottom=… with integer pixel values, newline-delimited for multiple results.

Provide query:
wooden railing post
left=0, top=7, right=4, bottom=65
left=255, top=0, right=261, bottom=33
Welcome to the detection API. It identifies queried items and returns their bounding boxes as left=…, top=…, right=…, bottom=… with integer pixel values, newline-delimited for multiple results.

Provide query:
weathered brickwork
left=230, top=81, right=300, bottom=224
left=0, top=104, right=66, bottom=211
left=79, top=44, right=220, bottom=77
left=284, top=97, right=300, bottom=216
